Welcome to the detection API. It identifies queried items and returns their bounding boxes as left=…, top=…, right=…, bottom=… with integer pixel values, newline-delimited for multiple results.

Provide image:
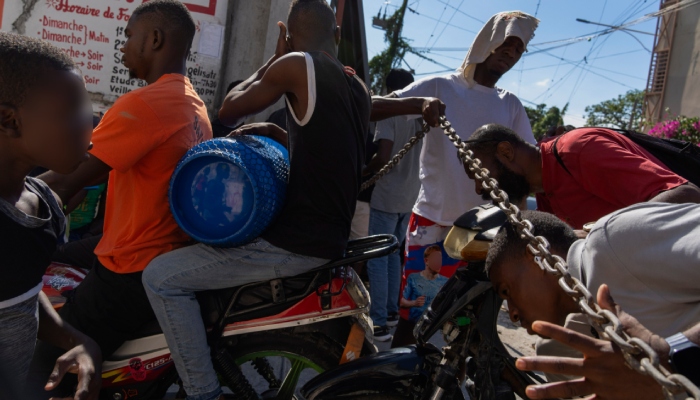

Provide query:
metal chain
left=360, top=124, right=429, bottom=192
left=432, top=116, right=700, bottom=400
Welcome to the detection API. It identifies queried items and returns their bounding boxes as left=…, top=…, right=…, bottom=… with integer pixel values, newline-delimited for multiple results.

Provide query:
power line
left=434, top=0, right=484, bottom=24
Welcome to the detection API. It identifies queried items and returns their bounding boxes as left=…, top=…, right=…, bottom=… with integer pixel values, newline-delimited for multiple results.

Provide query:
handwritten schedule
left=1, top=0, right=228, bottom=113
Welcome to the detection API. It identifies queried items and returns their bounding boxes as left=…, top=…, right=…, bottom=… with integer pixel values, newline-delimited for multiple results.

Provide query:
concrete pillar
left=218, top=0, right=293, bottom=123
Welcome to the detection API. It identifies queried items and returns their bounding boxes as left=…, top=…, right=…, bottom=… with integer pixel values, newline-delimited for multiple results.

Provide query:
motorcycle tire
left=223, top=329, right=345, bottom=399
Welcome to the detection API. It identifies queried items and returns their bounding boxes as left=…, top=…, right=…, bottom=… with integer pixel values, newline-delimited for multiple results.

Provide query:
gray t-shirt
left=568, top=202, right=700, bottom=337
left=369, top=116, right=423, bottom=214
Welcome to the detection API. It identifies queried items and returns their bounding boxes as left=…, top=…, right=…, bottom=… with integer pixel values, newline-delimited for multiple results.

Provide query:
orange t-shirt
left=89, top=74, right=212, bottom=274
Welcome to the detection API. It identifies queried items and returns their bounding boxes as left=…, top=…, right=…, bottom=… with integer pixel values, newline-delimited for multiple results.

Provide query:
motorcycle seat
left=124, top=235, right=398, bottom=340
left=197, top=234, right=398, bottom=327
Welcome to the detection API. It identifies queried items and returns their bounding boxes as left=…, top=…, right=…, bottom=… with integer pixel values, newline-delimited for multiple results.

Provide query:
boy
left=0, top=32, right=100, bottom=399
left=393, top=245, right=449, bottom=346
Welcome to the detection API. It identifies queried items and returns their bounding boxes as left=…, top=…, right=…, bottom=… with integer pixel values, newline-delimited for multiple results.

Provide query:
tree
left=524, top=103, right=568, bottom=141
left=584, top=89, right=645, bottom=131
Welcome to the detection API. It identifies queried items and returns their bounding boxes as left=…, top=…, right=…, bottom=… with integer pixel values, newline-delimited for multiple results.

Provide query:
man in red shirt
left=463, top=124, right=700, bottom=228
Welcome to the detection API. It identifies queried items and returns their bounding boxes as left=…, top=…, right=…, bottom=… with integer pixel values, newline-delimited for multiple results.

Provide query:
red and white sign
left=1, top=0, right=228, bottom=113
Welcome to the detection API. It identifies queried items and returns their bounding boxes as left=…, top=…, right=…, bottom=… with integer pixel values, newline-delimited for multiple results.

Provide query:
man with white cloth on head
left=370, top=11, right=540, bottom=342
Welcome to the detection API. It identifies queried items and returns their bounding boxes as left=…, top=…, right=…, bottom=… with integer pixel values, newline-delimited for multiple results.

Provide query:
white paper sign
left=1, top=0, right=229, bottom=113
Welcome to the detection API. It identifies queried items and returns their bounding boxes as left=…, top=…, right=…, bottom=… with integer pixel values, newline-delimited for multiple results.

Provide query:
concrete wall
left=218, top=0, right=293, bottom=123
left=662, top=5, right=700, bottom=118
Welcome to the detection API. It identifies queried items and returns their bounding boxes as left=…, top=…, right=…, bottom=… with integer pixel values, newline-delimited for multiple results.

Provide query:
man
left=141, top=1, right=443, bottom=398
left=364, top=68, right=422, bottom=341
left=486, top=205, right=700, bottom=398
left=464, top=124, right=700, bottom=228
left=37, top=0, right=211, bottom=365
left=370, top=10, right=538, bottom=337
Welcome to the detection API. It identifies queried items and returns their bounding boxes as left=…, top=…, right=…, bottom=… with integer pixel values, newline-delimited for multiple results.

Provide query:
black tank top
left=0, top=177, right=64, bottom=302
left=262, top=52, right=371, bottom=260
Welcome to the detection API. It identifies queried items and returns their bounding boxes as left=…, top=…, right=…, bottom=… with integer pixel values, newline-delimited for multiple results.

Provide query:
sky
left=361, top=0, right=662, bottom=126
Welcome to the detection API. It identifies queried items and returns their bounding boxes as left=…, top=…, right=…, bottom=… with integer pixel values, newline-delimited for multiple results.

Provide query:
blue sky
left=362, top=0, right=660, bottom=126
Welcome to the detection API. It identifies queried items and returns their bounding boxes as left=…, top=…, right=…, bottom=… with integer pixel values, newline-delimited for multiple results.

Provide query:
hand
left=46, top=342, right=102, bottom=400
left=227, top=122, right=271, bottom=138
left=414, top=296, right=426, bottom=307
left=515, top=284, right=668, bottom=400
left=420, top=98, right=445, bottom=127
left=274, top=21, right=289, bottom=59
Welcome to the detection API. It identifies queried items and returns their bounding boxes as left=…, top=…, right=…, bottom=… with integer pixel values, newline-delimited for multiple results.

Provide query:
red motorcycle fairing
left=42, top=262, right=88, bottom=308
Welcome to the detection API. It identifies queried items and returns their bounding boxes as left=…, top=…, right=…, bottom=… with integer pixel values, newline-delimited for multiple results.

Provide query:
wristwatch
left=665, top=332, right=700, bottom=386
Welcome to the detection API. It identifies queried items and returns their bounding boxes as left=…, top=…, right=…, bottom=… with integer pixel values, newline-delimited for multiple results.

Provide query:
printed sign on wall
left=1, top=0, right=228, bottom=113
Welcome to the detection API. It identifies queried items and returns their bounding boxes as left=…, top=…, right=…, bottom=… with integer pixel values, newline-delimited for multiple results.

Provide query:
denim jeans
left=0, top=294, right=38, bottom=399
left=366, top=208, right=409, bottom=327
left=142, top=238, right=327, bottom=400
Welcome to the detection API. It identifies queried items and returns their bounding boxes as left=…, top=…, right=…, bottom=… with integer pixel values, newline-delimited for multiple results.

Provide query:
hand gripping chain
left=434, top=116, right=700, bottom=400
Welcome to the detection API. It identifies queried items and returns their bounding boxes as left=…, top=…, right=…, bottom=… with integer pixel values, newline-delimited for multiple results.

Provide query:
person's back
left=262, top=51, right=369, bottom=259
left=537, top=127, right=687, bottom=228
left=92, top=73, right=211, bottom=272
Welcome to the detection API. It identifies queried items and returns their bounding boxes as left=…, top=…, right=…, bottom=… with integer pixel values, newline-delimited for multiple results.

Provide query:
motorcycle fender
left=300, top=345, right=438, bottom=400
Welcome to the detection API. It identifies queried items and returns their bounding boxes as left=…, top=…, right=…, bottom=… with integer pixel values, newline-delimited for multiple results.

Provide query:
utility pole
left=368, top=0, right=409, bottom=93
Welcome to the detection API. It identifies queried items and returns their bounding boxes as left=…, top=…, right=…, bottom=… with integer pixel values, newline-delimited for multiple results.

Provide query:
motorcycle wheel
left=224, top=329, right=345, bottom=400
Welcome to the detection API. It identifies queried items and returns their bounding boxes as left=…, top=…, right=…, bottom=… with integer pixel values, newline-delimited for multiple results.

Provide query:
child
left=392, top=245, right=449, bottom=346
left=0, top=32, right=100, bottom=398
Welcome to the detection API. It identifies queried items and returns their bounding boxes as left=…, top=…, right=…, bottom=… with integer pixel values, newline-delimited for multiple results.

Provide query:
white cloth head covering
left=457, top=11, right=540, bottom=87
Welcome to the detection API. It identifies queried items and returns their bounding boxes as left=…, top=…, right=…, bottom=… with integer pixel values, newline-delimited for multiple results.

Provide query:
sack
left=553, top=128, right=700, bottom=187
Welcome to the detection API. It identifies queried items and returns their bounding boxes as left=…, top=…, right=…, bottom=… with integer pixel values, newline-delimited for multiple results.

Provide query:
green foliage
left=524, top=103, right=568, bottom=141
left=584, top=89, right=645, bottom=131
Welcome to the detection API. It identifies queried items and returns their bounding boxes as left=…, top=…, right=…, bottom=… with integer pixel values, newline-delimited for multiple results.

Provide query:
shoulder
left=557, top=128, right=627, bottom=153
left=27, top=177, right=64, bottom=222
left=395, top=74, right=451, bottom=97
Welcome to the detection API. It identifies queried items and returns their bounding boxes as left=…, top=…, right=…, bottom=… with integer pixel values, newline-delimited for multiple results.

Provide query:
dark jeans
left=390, top=317, right=417, bottom=348
left=52, top=234, right=101, bottom=270
left=30, top=261, right=156, bottom=394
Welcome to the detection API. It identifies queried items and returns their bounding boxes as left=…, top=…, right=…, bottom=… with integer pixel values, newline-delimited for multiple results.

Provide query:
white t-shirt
left=568, top=202, right=700, bottom=336
left=394, top=72, right=535, bottom=226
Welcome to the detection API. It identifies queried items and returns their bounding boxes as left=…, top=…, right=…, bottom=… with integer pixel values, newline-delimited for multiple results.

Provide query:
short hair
left=386, top=68, right=414, bottom=91
left=485, top=210, right=578, bottom=276
left=0, top=32, right=75, bottom=107
left=464, top=124, right=529, bottom=157
left=132, top=0, right=196, bottom=48
left=288, top=0, right=337, bottom=39
left=423, top=245, right=442, bottom=260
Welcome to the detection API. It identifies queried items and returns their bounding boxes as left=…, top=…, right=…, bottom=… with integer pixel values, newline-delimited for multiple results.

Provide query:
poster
left=0, top=0, right=228, bottom=114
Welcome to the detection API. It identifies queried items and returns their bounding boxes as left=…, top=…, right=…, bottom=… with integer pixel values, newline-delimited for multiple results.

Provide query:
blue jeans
left=366, top=208, right=409, bottom=327
left=142, top=238, right=327, bottom=400
left=0, top=294, right=39, bottom=398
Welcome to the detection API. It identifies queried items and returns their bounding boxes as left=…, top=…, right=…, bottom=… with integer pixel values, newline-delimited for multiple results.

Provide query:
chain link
left=360, top=124, right=429, bottom=192
left=432, top=115, right=700, bottom=400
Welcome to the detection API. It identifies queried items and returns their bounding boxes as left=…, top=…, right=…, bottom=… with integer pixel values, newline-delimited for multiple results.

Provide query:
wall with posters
left=0, top=0, right=228, bottom=114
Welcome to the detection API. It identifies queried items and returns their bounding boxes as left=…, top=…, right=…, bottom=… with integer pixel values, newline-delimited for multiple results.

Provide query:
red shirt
left=536, top=128, right=686, bottom=229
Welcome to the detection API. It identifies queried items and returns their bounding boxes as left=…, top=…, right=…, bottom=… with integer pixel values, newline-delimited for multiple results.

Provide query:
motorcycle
left=42, top=234, right=399, bottom=400
left=300, top=204, right=549, bottom=400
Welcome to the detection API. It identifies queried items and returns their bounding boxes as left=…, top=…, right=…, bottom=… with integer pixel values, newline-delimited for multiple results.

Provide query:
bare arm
left=649, top=182, right=700, bottom=204
left=228, top=122, right=288, bottom=148
left=218, top=22, right=307, bottom=128
left=38, top=155, right=111, bottom=210
left=363, top=139, right=393, bottom=175
left=37, top=292, right=101, bottom=400
left=370, top=94, right=445, bottom=127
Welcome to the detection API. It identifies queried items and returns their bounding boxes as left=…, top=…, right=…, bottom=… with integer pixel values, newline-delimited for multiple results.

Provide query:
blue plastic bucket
left=169, top=136, right=289, bottom=247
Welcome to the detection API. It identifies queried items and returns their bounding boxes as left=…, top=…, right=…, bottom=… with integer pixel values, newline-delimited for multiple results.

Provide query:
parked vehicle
left=42, top=235, right=399, bottom=400
left=300, top=204, right=548, bottom=400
